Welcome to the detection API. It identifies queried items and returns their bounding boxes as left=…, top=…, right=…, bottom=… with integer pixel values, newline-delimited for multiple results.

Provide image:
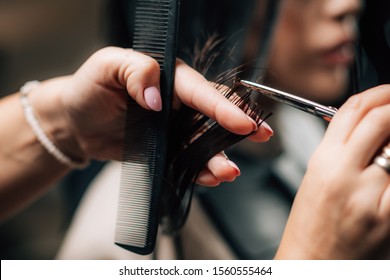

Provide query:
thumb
left=81, top=47, right=162, bottom=111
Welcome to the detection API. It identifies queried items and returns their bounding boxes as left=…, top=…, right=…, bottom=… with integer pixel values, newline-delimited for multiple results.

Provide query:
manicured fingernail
left=227, top=160, right=241, bottom=176
left=261, top=121, right=274, bottom=136
left=247, top=116, right=259, bottom=131
left=144, top=86, right=162, bottom=111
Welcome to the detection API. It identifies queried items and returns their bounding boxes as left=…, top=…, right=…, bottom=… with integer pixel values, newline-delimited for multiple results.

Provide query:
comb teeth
left=116, top=163, right=152, bottom=247
left=133, top=0, right=172, bottom=64
left=115, top=103, right=158, bottom=251
left=115, top=0, right=180, bottom=255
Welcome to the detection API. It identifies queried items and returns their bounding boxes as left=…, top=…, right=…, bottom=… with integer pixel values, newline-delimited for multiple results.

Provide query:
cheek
left=268, top=39, right=307, bottom=86
left=270, top=19, right=310, bottom=75
left=269, top=34, right=304, bottom=74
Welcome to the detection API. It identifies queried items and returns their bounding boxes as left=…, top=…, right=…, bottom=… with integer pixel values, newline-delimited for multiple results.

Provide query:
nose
left=324, top=0, right=362, bottom=38
left=324, top=0, right=362, bottom=20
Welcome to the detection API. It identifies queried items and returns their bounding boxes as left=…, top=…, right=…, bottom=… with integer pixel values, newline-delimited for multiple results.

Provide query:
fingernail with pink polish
left=261, top=121, right=274, bottom=136
left=227, top=160, right=241, bottom=176
left=247, top=116, right=259, bottom=131
left=144, top=86, right=162, bottom=111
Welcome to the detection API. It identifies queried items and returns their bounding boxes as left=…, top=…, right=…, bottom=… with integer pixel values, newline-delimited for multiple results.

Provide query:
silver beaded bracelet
left=20, top=80, right=88, bottom=169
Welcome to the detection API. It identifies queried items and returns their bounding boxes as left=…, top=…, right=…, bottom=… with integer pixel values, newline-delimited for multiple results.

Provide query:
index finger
left=174, top=60, right=259, bottom=136
left=323, top=85, right=390, bottom=146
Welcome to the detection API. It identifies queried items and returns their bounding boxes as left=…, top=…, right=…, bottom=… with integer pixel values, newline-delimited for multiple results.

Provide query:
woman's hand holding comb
left=0, top=47, right=273, bottom=220
left=61, top=47, right=274, bottom=186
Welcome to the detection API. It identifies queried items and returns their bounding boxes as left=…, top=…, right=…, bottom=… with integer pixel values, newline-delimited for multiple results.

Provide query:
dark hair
left=160, top=36, right=272, bottom=233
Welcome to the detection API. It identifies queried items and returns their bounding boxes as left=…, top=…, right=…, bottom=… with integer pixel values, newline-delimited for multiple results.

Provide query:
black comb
left=115, top=0, right=180, bottom=255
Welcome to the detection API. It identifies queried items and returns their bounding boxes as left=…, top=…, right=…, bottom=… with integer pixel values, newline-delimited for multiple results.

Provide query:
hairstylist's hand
left=275, top=85, right=390, bottom=259
left=58, top=47, right=273, bottom=186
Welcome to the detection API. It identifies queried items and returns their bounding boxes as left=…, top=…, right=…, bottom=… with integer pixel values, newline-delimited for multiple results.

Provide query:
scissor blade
left=240, top=79, right=338, bottom=122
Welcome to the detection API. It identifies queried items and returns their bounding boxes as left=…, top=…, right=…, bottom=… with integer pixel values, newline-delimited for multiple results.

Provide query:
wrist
left=26, top=78, right=89, bottom=168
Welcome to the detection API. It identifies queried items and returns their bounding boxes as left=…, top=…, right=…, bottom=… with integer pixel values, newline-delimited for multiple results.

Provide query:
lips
left=321, top=42, right=355, bottom=66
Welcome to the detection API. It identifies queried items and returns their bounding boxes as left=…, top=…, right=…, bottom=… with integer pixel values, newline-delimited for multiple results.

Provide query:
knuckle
left=191, top=81, right=215, bottom=113
left=141, top=57, right=160, bottom=75
left=93, top=46, right=119, bottom=59
left=365, top=107, right=388, bottom=129
left=344, top=94, right=363, bottom=110
left=189, top=83, right=202, bottom=110
left=374, top=84, right=390, bottom=94
left=99, top=46, right=118, bottom=53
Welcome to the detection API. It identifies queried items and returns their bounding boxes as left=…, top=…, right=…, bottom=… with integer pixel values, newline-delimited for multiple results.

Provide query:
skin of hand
left=0, top=47, right=273, bottom=220
left=275, top=85, right=390, bottom=259
left=37, top=47, right=274, bottom=185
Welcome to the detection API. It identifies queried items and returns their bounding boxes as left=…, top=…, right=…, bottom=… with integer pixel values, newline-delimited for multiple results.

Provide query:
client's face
left=267, top=0, right=362, bottom=102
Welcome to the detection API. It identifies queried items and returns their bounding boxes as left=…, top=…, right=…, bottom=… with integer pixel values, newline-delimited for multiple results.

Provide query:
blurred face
left=267, top=0, right=362, bottom=102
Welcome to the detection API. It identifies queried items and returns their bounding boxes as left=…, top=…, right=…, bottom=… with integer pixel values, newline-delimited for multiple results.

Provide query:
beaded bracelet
left=20, top=80, right=88, bottom=169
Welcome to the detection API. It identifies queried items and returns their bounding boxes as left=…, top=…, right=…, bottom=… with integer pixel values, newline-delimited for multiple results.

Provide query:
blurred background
left=0, top=0, right=109, bottom=259
left=0, top=0, right=109, bottom=96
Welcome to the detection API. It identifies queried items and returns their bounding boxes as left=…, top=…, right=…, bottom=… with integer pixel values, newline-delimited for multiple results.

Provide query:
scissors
left=240, top=80, right=338, bottom=122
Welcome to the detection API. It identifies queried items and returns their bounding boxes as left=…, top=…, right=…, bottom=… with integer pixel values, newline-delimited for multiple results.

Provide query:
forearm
left=0, top=77, right=79, bottom=221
